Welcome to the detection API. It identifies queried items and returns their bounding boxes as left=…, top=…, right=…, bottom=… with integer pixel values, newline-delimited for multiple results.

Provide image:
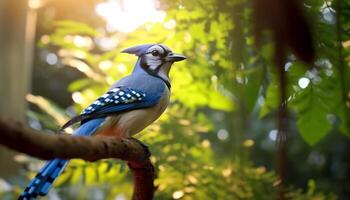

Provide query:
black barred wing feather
left=61, top=87, right=152, bottom=130
left=81, top=87, right=146, bottom=115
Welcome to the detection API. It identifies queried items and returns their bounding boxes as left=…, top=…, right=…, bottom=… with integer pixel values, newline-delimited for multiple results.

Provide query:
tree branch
left=0, top=118, right=155, bottom=200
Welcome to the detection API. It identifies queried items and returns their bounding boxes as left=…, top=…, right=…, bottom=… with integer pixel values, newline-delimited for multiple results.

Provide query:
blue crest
left=121, top=44, right=155, bottom=56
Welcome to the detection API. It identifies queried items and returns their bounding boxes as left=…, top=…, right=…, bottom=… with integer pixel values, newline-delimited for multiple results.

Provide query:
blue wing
left=62, top=86, right=163, bottom=129
left=81, top=87, right=147, bottom=115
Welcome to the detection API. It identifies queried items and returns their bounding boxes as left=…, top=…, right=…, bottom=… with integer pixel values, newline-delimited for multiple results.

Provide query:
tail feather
left=19, top=159, right=69, bottom=199
left=19, top=118, right=106, bottom=199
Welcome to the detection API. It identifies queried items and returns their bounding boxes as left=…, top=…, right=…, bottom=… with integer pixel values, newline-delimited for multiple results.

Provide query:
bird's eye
left=151, top=50, right=159, bottom=56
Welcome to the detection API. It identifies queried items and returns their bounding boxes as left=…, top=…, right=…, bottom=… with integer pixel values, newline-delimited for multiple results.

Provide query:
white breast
left=100, top=87, right=170, bottom=137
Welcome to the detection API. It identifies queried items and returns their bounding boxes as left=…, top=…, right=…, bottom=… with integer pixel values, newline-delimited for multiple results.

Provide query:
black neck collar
left=139, top=57, right=171, bottom=90
left=156, top=75, right=171, bottom=90
left=147, top=70, right=171, bottom=90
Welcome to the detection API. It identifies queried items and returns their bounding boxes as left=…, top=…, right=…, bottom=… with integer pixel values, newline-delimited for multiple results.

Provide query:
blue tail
left=19, top=118, right=106, bottom=199
left=19, top=159, right=69, bottom=199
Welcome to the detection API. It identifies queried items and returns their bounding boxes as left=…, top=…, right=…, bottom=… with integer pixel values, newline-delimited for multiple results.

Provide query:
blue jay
left=19, top=44, right=186, bottom=199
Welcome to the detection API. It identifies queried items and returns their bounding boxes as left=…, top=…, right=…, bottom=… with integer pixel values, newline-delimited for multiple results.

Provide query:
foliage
left=286, top=180, right=337, bottom=200
left=25, top=16, right=273, bottom=198
left=8, top=0, right=350, bottom=199
left=259, top=0, right=350, bottom=145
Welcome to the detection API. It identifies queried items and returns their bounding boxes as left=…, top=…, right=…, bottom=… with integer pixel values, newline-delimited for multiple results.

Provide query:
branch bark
left=0, top=118, right=155, bottom=200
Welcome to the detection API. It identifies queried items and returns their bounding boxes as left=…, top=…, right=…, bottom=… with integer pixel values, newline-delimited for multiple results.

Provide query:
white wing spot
left=81, top=88, right=146, bottom=115
left=124, top=99, right=134, bottom=103
left=110, top=88, right=120, bottom=92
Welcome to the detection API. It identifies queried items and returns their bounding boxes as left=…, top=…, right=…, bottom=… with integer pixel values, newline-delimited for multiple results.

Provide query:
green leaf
left=260, top=82, right=279, bottom=118
left=243, top=67, right=263, bottom=112
left=68, top=78, right=92, bottom=92
left=84, top=165, right=96, bottom=185
left=70, top=167, right=83, bottom=184
left=336, top=104, right=350, bottom=137
left=292, top=80, right=334, bottom=145
left=297, top=103, right=332, bottom=146
left=26, top=94, right=70, bottom=127
left=54, top=20, right=100, bottom=36
left=55, top=170, right=73, bottom=187
left=208, top=91, right=235, bottom=111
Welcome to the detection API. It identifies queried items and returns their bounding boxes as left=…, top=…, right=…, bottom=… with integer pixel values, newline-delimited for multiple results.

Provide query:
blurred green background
left=0, top=0, right=349, bottom=199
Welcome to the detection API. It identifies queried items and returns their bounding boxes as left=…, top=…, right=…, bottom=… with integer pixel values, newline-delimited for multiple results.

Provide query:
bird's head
left=121, top=44, right=186, bottom=81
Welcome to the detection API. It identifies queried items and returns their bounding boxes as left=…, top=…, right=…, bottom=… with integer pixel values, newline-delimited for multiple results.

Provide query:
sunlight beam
left=95, top=0, right=166, bottom=33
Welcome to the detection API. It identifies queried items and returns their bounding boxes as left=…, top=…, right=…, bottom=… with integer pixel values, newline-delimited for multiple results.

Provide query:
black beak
left=165, top=53, right=187, bottom=62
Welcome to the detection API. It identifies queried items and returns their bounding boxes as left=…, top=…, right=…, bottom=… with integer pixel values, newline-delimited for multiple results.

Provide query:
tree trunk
left=0, top=0, right=36, bottom=177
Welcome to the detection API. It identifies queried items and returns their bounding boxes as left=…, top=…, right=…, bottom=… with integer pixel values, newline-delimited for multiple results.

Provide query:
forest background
left=0, top=0, right=349, bottom=199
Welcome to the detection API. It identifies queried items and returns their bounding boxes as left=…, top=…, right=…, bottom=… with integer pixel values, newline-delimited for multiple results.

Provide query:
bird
left=19, top=44, right=186, bottom=199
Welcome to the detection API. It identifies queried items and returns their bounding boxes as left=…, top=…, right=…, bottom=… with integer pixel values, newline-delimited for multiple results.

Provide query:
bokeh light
left=217, top=129, right=229, bottom=141
left=95, top=0, right=166, bottom=33
left=72, top=92, right=84, bottom=104
left=28, top=0, right=42, bottom=9
left=172, top=190, right=184, bottom=199
left=298, top=77, right=310, bottom=89
left=268, top=129, right=278, bottom=141
left=46, top=53, right=58, bottom=65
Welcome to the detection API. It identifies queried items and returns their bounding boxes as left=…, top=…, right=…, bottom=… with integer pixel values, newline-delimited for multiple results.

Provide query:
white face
left=144, top=45, right=165, bottom=70
left=141, top=44, right=172, bottom=72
